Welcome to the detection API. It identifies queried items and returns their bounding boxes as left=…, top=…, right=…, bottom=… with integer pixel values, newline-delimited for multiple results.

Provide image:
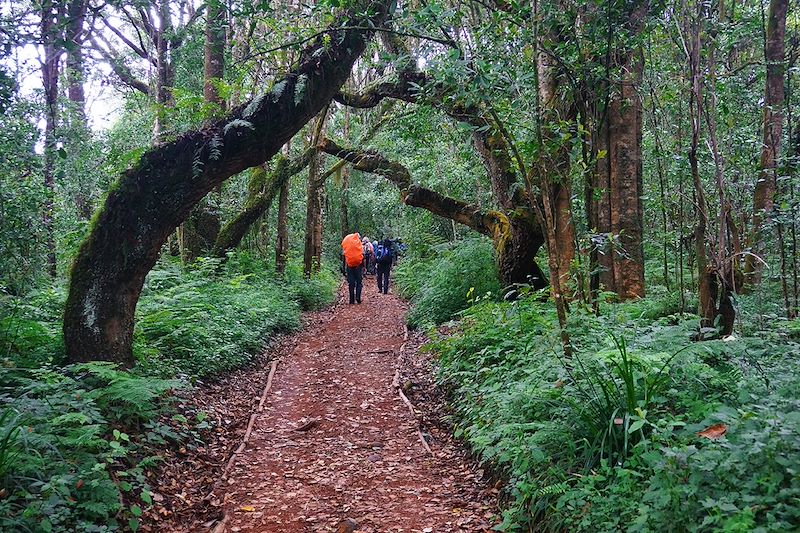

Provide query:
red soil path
left=144, top=279, right=497, bottom=532
left=219, top=281, right=495, bottom=532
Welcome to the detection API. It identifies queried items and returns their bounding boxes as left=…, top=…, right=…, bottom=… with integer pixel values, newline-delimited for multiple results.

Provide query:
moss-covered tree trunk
left=63, top=1, right=390, bottom=365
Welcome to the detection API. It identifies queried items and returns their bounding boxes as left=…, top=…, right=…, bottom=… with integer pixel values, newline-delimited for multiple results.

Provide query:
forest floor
left=143, top=278, right=498, bottom=532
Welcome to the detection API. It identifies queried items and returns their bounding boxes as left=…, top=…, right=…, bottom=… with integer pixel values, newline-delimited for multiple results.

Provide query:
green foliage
left=429, top=287, right=800, bottom=531
left=0, top=97, right=44, bottom=294
left=135, top=254, right=335, bottom=378
left=0, top=251, right=337, bottom=530
left=0, top=363, right=183, bottom=531
left=395, top=237, right=500, bottom=328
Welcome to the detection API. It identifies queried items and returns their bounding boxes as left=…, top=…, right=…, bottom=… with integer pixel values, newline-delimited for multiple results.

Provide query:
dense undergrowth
left=395, top=237, right=501, bottom=328
left=399, top=242, right=800, bottom=532
left=0, top=253, right=336, bottom=531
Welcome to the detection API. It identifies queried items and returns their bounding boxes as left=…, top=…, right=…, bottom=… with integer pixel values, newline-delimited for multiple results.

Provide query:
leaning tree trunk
left=63, top=0, right=390, bottom=365
left=745, top=0, right=788, bottom=284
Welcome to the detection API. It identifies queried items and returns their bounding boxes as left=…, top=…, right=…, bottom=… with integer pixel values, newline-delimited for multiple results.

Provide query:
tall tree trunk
left=593, top=47, right=646, bottom=300
left=181, top=0, right=229, bottom=262
left=153, top=0, right=173, bottom=141
left=340, top=108, right=351, bottom=238
left=63, top=2, right=390, bottom=365
left=303, top=151, right=325, bottom=276
left=204, top=0, right=226, bottom=114
left=276, top=175, right=290, bottom=274
left=41, top=0, right=61, bottom=278
left=686, top=5, right=716, bottom=328
left=303, top=110, right=328, bottom=276
left=65, top=0, right=93, bottom=220
left=745, top=0, right=789, bottom=284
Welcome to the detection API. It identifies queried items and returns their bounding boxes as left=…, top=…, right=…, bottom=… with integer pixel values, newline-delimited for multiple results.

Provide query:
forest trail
left=209, top=279, right=497, bottom=532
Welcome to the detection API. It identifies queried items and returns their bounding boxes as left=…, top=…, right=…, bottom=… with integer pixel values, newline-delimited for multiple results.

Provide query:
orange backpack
left=342, top=233, right=363, bottom=267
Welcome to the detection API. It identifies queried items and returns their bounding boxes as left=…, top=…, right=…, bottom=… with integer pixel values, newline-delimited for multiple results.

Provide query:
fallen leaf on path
left=294, top=418, right=320, bottom=432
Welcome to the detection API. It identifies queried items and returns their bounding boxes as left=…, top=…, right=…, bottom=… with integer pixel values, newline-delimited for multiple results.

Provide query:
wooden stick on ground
left=392, top=329, right=433, bottom=455
left=223, top=357, right=281, bottom=477
left=398, top=388, right=417, bottom=417
left=258, top=360, right=279, bottom=411
left=417, top=428, right=433, bottom=455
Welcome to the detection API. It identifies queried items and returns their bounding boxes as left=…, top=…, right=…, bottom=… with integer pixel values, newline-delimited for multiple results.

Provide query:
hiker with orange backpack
left=341, top=232, right=364, bottom=304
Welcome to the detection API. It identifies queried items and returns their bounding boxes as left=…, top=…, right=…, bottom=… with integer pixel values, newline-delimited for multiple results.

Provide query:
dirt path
left=212, top=280, right=497, bottom=532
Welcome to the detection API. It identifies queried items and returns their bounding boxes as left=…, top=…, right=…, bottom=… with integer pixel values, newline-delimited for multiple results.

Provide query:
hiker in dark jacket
left=374, top=238, right=394, bottom=294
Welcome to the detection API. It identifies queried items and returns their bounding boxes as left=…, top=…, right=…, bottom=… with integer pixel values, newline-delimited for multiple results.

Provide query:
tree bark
left=745, top=0, right=788, bottom=284
left=179, top=0, right=228, bottom=262
left=41, top=0, right=62, bottom=278
left=63, top=0, right=391, bottom=365
left=275, top=174, right=290, bottom=274
left=204, top=0, right=226, bottom=113
left=65, top=0, right=93, bottom=220
left=592, top=47, right=646, bottom=300
left=153, top=0, right=174, bottom=141
left=686, top=7, right=716, bottom=328
left=303, top=111, right=329, bottom=276
left=340, top=108, right=351, bottom=238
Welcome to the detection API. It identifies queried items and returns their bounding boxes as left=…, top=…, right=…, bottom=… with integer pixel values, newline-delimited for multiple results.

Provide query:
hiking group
left=341, top=232, right=398, bottom=304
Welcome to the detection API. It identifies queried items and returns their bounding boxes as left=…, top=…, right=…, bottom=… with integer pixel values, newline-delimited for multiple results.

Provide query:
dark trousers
left=346, top=265, right=363, bottom=303
left=377, top=263, right=391, bottom=294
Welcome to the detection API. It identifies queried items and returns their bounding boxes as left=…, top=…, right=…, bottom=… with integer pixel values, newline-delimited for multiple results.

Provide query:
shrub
left=396, top=238, right=501, bottom=328
left=0, top=363, right=182, bottom=532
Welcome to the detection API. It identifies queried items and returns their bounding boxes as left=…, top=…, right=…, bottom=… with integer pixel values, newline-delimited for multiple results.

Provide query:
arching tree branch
left=319, top=138, right=500, bottom=237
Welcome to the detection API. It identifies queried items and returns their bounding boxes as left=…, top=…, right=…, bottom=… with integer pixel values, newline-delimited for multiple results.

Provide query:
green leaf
left=628, top=419, right=646, bottom=434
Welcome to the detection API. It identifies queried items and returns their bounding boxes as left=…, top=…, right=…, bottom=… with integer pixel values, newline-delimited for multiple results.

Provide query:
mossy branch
left=318, top=139, right=502, bottom=237
left=213, top=147, right=316, bottom=256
